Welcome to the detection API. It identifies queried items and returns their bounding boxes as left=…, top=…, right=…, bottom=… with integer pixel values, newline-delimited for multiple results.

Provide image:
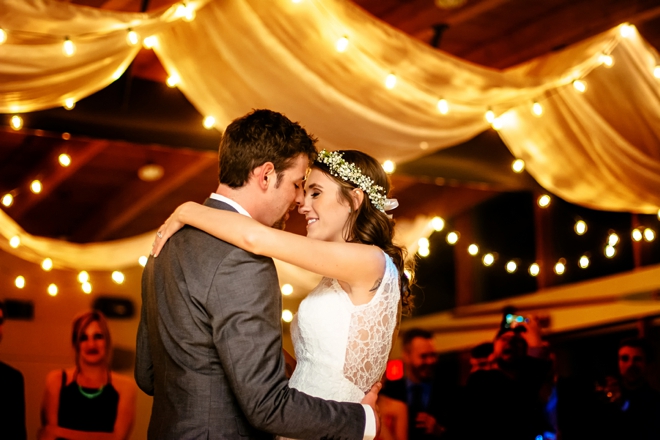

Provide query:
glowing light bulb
left=419, top=141, right=429, bottom=150
left=512, top=159, right=525, bottom=173
left=183, top=7, right=196, bottom=22
left=418, top=238, right=430, bottom=249
left=166, top=73, right=180, bottom=88
left=485, top=109, right=495, bottom=123
left=382, top=160, right=395, bottom=174
left=605, top=245, right=616, bottom=258
left=532, top=101, right=543, bottom=116
left=573, top=220, right=587, bottom=235
left=537, top=194, right=551, bottom=208
left=418, top=247, right=430, bottom=257
left=335, top=36, right=349, bottom=52
left=579, top=255, right=590, bottom=268
left=608, top=233, right=619, bottom=246
left=30, top=180, right=42, bottom=194
left=599, top=53, right=614, bottom=67
left=82, top=281, right=92, bottom=294
left=431, top=217, right=445, bottom=231
left=203, top=116, right=216, bottom=129
left=112, top=68, right=124, bottom=80
left=437, top=99, right=449, bottom=115
left=42, top=258, right=53, bottom=271
left=112, top=271, right=125, bottom=284
left=620, top=24, right=634, bottom=38
left=654, top=66, right=660, bottom=79
left=10, top=115, right=23, bottom=130
left=282, top=309, right=293, bottom=322
left=126, top=28, right=139, bottom=46
left=404, top=269, right=412, bottom=279
left=59, top=153, right=71, bottom=167
left=554, top=261, right=565, bottom=275
left=506, top=260, right=517, bottom=273
left=139, top=256, right=148, bottom=267
left=2, top=193, right=13, bottom=207
left=468, top=244, right=479, bottom=256
left=446, top=231, right=459, bottom=245
left=15, top=276, right=25, bottom=289
left=482, top=253, right=494, bottom=266
left=63, top=37, right=75, bottom=57
left=143, top=35, right=158, bottom=49
left=281, top=284, right=294, bottom=295
left=0, top=28, right=6, bottom=44
left=385, top=73, right=397, bottom=89
left=644, top=228, right=655, bottom=242
left=632, top=229, right=643, bottom=242
left=491, top=117, right=504, bottom=131
left=64, top=98, right=75, bottom=110
left=573, top=79, right=586, bottom=93
left=78, top=271, right=89, bottom=283
left=9, top=236, right=20, bottom=248
left=48, top=284, right=58, bottom=296
left=529, top=263, right=540, bottom=276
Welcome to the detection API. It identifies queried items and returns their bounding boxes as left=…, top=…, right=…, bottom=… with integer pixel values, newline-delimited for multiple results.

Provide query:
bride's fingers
left=152, top=224, right=167, bottom=257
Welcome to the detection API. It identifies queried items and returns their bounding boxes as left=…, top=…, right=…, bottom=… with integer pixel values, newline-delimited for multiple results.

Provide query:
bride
left=153, top=149, right=413, bottom=433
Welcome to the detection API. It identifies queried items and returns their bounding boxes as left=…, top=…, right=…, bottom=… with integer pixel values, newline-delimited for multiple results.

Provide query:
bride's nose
left=298, top=197, right=311, bottom=215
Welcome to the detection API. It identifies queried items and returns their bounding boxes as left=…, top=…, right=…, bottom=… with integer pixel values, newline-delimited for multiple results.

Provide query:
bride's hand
left=152, top=202, right=196, bottom=257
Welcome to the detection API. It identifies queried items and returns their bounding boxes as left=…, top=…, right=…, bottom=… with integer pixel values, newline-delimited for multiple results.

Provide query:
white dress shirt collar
left=209, top=193, right=252, bottom=218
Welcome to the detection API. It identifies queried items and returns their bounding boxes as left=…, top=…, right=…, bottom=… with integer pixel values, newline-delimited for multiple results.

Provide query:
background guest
left=469, top=342, right=494, bottom=373
left=0, top=300, right=27, bottom=440
left=39, top=311, right=136, bottom=440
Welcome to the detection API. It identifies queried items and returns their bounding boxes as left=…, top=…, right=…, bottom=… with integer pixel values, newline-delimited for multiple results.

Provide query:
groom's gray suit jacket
left=136, top=198, right=366, bottom=439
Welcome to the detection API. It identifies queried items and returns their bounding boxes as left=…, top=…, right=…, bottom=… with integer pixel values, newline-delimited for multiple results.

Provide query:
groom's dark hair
left=218, top=109, right=317, bottom=188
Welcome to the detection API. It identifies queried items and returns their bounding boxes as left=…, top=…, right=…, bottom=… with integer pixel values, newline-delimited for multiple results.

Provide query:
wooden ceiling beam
left=9, top=140, right=109, bottom=220
left=76, top=154, right=216, bottom=242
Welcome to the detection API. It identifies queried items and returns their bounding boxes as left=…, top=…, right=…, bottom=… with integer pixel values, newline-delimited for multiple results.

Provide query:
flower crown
left=315, top=150, right=387, bottom=212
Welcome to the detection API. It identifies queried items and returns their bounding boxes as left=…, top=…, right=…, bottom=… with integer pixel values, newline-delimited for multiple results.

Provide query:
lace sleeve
left=343, top=257, right=401, bottom=393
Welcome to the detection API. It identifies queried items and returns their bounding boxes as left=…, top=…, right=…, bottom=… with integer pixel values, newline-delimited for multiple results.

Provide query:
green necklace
left=78, top=384, right=104, bottom=399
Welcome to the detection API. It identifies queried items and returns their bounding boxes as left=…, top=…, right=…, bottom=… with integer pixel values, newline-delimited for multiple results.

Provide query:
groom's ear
left=252, top=162, right=276, bottom=190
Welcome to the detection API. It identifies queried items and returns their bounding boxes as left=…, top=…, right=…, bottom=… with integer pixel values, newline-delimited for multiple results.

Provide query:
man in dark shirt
left=0, top=301, right=27, bottom=440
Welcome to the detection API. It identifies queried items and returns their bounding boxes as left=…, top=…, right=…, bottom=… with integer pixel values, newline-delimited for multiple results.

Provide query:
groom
left=136, top=109, right=379, bottom=439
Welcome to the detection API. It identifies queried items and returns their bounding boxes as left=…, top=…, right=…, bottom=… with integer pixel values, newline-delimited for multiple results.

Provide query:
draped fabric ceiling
left=1, top=0, right=660, bottom=274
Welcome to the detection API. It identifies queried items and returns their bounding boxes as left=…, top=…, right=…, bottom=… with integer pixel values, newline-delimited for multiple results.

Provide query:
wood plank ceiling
left=1, top=0, right=659, bottom=243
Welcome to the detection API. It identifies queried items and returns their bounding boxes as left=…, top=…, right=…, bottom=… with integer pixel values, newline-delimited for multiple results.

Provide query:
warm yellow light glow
left=654, top=66, right=660, bottom=79
left=537, top=194, right=551, bottom=208
left=419, top=141, right=429, bottom=150
left=658, top=208, right=660, bottom=220
left=139, top=256, right=148, bottom=267
left=281, top=284, right=294, bottom=296
left=78, top=271, right=89, bottom=283
left=385, top=73, right=397, bottom=89
left=2, top=193, right=13, bottom=207
left=418, top=247, right=430, bottom=257
left=63, top=37, right=75, bottom=57
left=531, top=101, right=543, bottom=117
left=166, top=74, right=180, bottom=88
left=437, top=99, right=449, bottom=115
left=9, top=236, right=20, bottom=248
left=335, top=36, right=349, bottom=52
left=64, top=98, right=76, bottom=110
left=574, top=220, right=587, bottom=235
left=511, top=159, right=525, bottom=173
left=15, top=276, right=25, bottom=289
left=644, top=228, right=656, bottom=242
left=632, top=229, right=643, bottom=242
left=446, top=231, right=459, bottom=245
left=126, top=29, right=140, bottom=46
left=292, top=0, right=302, bottom=3
left=282, top=309, right=293, bottom=322
left=482, top=253, right=494, bottom=266
left=573, top=79, right=586, bottom=93
left=608, top=233, right=619, bottom=247
left=485, top=109, right=495, bottom=123
left=42, top=258, right=53, bottom=271
left=382, top=160, right=395, bottom=174
left=620, top=24, right=634, bottom=38
left=48, top=284, right=58, bottom=296
left=605, top=245, right=616, bottom=258
left=30, top=180, right=42, bottom=194
left=58, top=153, right=71, bottom=167
left=418, top=238, right=430, bottom=249
left=506, top=260, right=517, bottom=273
left=203, top=116, right=216, bottom=129
left=468, top=244, right=479, bottom=256
left=143, top=35, right=158, bottom=49
left=112, top=68, right=124, bottom=81
left=183, top=7, right=196, bottom=22
left=491, top=117, right=504, bottom=131
left=431, top=216, right=445, bottom=231
left=10, top=115, right=23, bottom=130
left=529, top=263, right=540, bottom=276
left=579, top=255, right=590, bottom=268
left=174, top=2, right=196, bottom=21
left=554, top=261, right=565, bottom=275
left=0, top=29, right=6, bottom=44
left=82, top=281, right=92, bottom=294
left=598, top=53, right=614, bottom=67
left=112, top=271, right=125, bottom=284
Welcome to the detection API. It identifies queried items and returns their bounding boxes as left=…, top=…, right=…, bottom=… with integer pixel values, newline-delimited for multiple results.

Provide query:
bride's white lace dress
left=285, top=251, right=400, bottom=435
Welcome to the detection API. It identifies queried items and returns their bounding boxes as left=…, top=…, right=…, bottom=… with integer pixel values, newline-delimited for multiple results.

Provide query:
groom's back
left=138, top=202, right=275, bottom=439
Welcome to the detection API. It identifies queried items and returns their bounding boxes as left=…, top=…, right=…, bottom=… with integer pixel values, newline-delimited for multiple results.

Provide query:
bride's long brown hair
left=313, top=150, right=414, bottom=315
